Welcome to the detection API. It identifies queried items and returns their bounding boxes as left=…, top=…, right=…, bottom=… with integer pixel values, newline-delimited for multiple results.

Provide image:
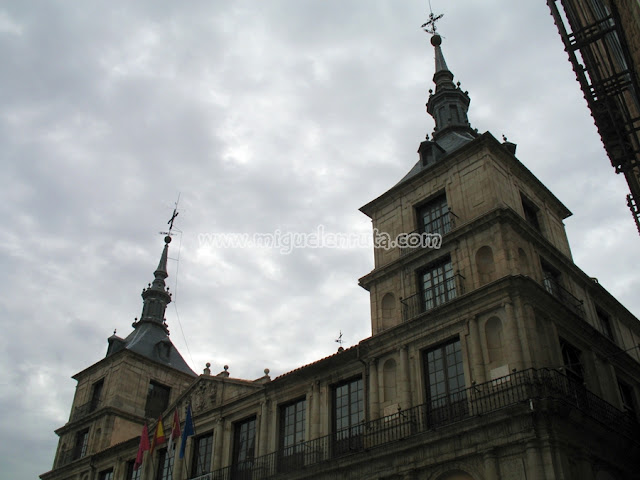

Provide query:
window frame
left=155, top=447, right=173, bottom=480
left=190, top=432, right=214, bottom=478
left=419, top=256, right=457, bottom=312
left=332, top=377, right=364, bottom=456
left=98, top=469, right=114, bottom=480
left=415, top=193, right=451, bottom=236
left=422, top=337, right=467, bottom=425
left=145, top=380, right=171, bottom=419
left=126, top=460, right=142, bottom=480
left=596, top=307, right=615, bottom=341
left=232, top=416, right=257, bottom=469
left=520, top=193, right=542, bottom=232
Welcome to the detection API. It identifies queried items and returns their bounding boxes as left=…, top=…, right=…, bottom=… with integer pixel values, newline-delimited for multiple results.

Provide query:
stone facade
left=41, top=27, right=640, bottom=480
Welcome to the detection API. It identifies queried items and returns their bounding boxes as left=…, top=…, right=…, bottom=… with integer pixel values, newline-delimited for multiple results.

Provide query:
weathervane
left=335, top=330, right=344, bottom=347
left=421, top=1, right=443, bottom=35
left=160, top=193, right=181, bottom=237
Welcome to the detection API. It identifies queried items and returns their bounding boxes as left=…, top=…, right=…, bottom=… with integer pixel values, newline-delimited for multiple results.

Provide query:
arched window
left=382, top=359, right=397, bottom=402
left=475, top=246, right=495, bottom=285
left=381, top=293, right=396, bottom=330
left=485, top=316, right=504, bottom=363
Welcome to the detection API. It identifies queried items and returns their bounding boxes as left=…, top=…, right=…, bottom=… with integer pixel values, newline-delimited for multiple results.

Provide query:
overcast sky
left=1, top=1, right=638, bottom=478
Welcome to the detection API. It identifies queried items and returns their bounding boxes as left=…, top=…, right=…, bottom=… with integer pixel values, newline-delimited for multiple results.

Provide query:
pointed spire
left=426, top=34, right=474, bottom=141
left=138, top=236, right=173, bottom=332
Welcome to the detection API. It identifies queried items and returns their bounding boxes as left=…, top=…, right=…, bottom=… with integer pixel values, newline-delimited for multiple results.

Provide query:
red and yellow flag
left=149, top=416, right=166, bottom=454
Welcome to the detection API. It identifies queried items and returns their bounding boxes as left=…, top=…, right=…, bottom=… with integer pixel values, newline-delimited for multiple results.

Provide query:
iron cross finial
left=421, top=11, right=444, bottom=35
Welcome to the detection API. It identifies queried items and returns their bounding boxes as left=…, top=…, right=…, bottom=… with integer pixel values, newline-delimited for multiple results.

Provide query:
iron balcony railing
left=400, top=273, right=465, bottom=322
left=198, top=368, right=638, bottom=480
left=71, top=398, right=102, bottom=422
left=542, top=276, right=585, bottom=318
left=56, top=444, right=87, bottom=468
left=399, top=209, right=457, bottom=257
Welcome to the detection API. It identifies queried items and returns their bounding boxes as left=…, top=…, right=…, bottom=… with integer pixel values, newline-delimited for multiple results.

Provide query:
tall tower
left=44, top=236, right=196, bottom=480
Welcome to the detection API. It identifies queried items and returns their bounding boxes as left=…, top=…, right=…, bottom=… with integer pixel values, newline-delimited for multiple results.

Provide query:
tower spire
left=423, top=20, right=474, bottom=141
left=138, top=235, right=173, bottom=333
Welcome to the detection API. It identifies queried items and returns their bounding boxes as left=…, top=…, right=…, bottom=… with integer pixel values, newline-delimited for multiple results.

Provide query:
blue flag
left=179, top=404, right=194, bottom=459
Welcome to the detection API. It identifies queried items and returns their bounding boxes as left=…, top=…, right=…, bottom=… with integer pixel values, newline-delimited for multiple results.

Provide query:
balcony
left=71, top=398, right=101, bottom=422
left=399, top=209, right=457, bottom=257
left=56, top=444, right=87, bottom=467
left=201, top=368, right=638, bottom=479
left=400, top=274, right=465, bottom=322
left=543, top=276, right=585, bottom=318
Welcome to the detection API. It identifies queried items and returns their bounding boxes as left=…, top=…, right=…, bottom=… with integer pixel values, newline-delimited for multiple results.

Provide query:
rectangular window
left=333, top=377, right=364, bottom=456
left=145, top=381, right=171, bottom=419
left=541, top=261, right=562, bottom=298
left=156, top=448, right=173, bottom=480
left=521, top=194, right=541, bottom=231
left=278, top=399, right=306, bottom=471
left=420, top=257, right=456, bottom=311
left=424, top=338, right=467, bottom=426
left=90, top=379, right=104, bottom=412
left=559, top=337, right=584, bottom=384
left=417, top=194, right=451, bottom=236
left=98, top=469, right=114, bottom=480
left=596, top=308, right=614, bottom=341
left=73, top=429, right=89, bottom=460
left=126, top=460, right=142, bottom=480
left=233, top=417, right=256, bottom=469
left=618, top=380, right=637, bottom=417
left=191, top=432, right=213, bottom=477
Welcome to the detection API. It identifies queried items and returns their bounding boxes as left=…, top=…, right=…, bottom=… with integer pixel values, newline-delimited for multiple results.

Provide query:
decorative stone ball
left=264, top=368, right=270, bottom=375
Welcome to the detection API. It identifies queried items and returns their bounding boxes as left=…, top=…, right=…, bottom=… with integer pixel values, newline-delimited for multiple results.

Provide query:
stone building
left=547, top=0, right=640, bottom=234
left=41, top=30, right=640, bottom=480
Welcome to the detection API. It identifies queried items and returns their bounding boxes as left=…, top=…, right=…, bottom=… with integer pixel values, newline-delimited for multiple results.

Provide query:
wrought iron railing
left=399, top=209, right=457, bottom=257
left=543, top=276, right=585, bottom=317
left=56, top=444, right=87, bottom=467
left=400, top=273, right=465, bottom=322
left=199, top=368, right=638, bottom=479
left=71, top=399, right=101, bottom=422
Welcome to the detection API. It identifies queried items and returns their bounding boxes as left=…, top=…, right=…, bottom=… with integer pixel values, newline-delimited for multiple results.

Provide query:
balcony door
left=423, top=339, right=467, bottom=426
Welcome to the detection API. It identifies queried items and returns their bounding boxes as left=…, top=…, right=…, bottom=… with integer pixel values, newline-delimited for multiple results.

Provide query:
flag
left=150, top=416, right=166, bottom=455
left=167, top=408, right=181, bottom=458
left=133, top=423, right=150, bottom=471
left=179, top=404, right=194, bottom=459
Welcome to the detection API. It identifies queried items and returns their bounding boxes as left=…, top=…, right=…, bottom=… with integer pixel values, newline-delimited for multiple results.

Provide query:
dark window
left=145, top=381, right=170, bottom=419
left=191, top=432, right=213, bottom=477
left=420, top=257, right=456, bottom=311
left=541, top=261, right=562, bottom=298
left=521, top=194, right=541, bottom=231
left=73, top=429, right=89, bottom=460
left=424, top=338, right=467, bottom=426
left=279, top=399, right=306, bottom=470
left=126, top=460, right=142, bottom=480
left=559, top=338, right=584, bottom=384
left=156, top=448, right=173, bottom=480
left=333, top=377, right=364, bottom=456
left=233, top=417, right=256, bottom=469
left=417, top=195, right=451, bottom=236
left=90, top=379, right=104, bottom=412
left=596, top=308, right=614, bottom=341
left=98, top=469, right=114, bottom=480
left=618, top=380, right=637, bottom=417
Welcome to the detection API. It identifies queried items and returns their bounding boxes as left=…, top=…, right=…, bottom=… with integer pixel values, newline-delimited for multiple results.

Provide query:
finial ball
left=164, top=235, right=172, bottom=244
left=431, top=34, right=442, bottom=47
